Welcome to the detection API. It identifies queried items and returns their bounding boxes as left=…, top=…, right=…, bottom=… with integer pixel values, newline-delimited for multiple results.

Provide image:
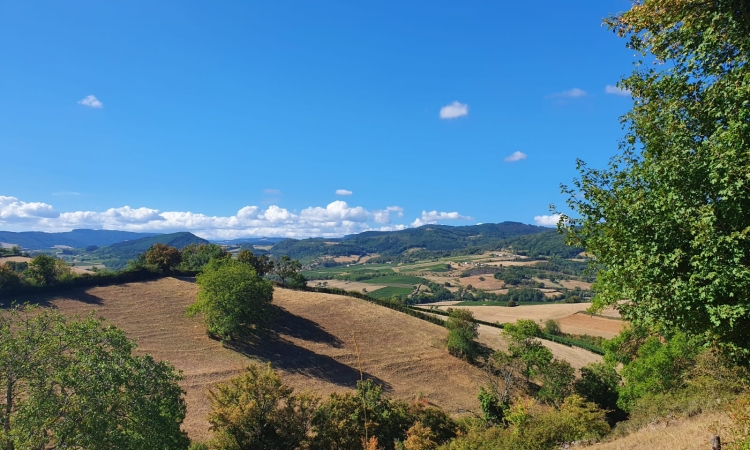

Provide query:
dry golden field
left=424, top=302, right=624, bottom=339
left=588, top=412, right=731, bottom=450
left=306, top=279, right=387, bottom=292
left=557, top=312, right=624, bottom=338
left=0, top=256, right=32, bottom=263
left=10, top=278, right=488, bottom=441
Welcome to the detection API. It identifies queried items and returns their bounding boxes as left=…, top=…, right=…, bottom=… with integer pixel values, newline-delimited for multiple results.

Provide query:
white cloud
left=77, top=95, right=103, bottom=108
left=534, top=214, right=562, bottom=227
left=2, top=195, right=421, bottom=239
left=0, top=196, right=59, bottom=221
left=1, top=194, right=490, bottom=240
left=51, top=191, right=81, bottom=197
left=335, top=189, right=353, bottom=196
left=439, top=101, right=469, bottom=119
left=605, top=84, right=631, bottom=96
left=411, top=210, right=472, bottom=227
left=547, top=88, right=587, bottom=99
left=504, top=151, right=527, bottom=163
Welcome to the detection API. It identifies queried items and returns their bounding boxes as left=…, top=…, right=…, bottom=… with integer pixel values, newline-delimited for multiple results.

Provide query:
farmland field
left=11, top=277, right=490, bottom=440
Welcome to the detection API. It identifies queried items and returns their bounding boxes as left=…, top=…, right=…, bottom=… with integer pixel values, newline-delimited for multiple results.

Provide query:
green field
left=367, top=286, right=414, bottom=299
left=362, top=275, right=426, bottom=285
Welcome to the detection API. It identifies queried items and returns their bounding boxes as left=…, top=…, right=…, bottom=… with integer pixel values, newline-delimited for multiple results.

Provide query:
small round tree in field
left=145, top=243, right=182, bottom=271
left=188, top=258, right=274, bottom=340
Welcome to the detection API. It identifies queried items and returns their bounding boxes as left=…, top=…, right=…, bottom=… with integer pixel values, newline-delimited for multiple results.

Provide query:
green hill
left=0, top=229, right=159, bottom=250
left=93, top=232, right=208, bottom=269
left=270, top=222, right=578, bottom=260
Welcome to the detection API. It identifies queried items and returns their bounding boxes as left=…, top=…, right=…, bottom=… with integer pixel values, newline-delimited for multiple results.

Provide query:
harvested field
left=332, top=255, right=360, bottom=263
left=557, top=312, right=625, bottom=338
left=307, top=279, right=387, bottom=293
left=12, top=278, right=487, bottom=440
left=456, top=275, right=506, bottom=291
left=559, top=279, right=593, bottom=290
left=432, top=303, right=593, bottom=324
left=588, top=412, right=730, bottom=450
left=0, top=256, right=32, bottom=263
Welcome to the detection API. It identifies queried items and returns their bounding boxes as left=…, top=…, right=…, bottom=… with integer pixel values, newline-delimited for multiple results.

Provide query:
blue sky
left=0, top=0, right=636, bottom=239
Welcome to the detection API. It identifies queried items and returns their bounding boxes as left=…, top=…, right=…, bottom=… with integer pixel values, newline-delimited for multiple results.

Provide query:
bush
left=207, top=364, right=318, bottom=450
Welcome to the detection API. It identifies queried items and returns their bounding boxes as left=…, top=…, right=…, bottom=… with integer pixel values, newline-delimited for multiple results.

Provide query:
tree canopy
left=0, top=307, right=189, bottom=449
left=188, top=258, right=274, bottom=340
left=560, top=0, right=750, bottom=362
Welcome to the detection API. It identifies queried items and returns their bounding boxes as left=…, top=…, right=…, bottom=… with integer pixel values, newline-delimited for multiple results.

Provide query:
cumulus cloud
left=1, top=195, right=421, bottom=240
left=77, top=95, right=103, bottom=108
left=411, top=210, right=472, bottom=227
left=335, top=189, right=353, bottom=196
left=605, top=84, right=631, bottom=96
left=439, top=101, right=469, bottom=119
left=504, top=151, right=527, bottom=163
left=0, top=196, right=59, bottom=221
left=546, top=88, right=587, bottom=99
left=534, top=214, right=562, bottom=227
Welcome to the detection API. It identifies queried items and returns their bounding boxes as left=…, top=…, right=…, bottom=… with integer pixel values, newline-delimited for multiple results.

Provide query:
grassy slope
left=13, top=278, right=488, bottom=441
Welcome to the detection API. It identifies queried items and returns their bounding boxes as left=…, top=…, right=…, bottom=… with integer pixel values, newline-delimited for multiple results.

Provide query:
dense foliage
left=188, top=258, right=274, bottom=340
left=560, top=0, right=750, bottom=363
left=0, top=307, right=189, bottom=449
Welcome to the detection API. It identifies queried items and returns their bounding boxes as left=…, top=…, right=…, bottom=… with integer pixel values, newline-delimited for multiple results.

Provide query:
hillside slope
left=0, top=229, right=159, bottom=249
left=92, top=232, right=208, bottom=269
left=18, top=278, right=488, bottom=440
left=270, top=222, right=578, bottom=259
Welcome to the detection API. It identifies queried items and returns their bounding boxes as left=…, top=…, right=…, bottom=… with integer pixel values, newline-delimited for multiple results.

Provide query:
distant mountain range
left=269, top=222, right=580, bottom=260
left=0, top=223, right=579, bottom=269
left=0, top=229, right=160, bottom=250
left=91, top=232, right=209, bottom=269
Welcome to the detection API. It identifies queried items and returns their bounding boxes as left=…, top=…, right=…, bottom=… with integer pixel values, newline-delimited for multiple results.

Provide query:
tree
left=180, top=243, right=227, bottom=271
left=445, top=308, right=479, bottom=361
left=145, top=243, right=182, bottom=271
left=207, top=364, right=318, bottom=450
left=187, top=258, right=274, bottom=340
left=0, top=307, right=189, bottom=449
left=537, top=358, right=575, bottom=408
left=504, top=320, right=552, bottom=384
left=559, top=2, right=750, bottom=362
left=24, top=254, right=72, bottom=286
left=0, top=264, right=21, bottom=294
left=237, top=249, right=274, bottom=277
left=275, top=256, right=302, bottom=288
left=574, top=362, right=625, bottom=423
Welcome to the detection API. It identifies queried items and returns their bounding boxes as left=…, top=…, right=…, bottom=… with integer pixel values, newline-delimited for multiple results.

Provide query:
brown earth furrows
left=11, top=278, right=486, bottom=440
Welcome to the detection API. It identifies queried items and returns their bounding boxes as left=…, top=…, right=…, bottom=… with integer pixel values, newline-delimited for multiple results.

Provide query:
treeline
left=0, top=243, right=308, bottom=298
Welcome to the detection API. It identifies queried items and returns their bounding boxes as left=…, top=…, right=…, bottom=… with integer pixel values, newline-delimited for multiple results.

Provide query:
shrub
left=208, top=364, right=318, bottom=450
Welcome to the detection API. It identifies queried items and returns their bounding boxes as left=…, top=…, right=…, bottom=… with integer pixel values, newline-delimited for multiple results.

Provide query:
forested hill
left=0, top=229, right=160, bottom=250
left=270, top=222, right=581, bottom=260
left=92, top=232, right=209, bottom=269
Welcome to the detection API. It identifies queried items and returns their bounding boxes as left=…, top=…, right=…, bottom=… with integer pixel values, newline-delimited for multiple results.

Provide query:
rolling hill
left=18, top=277, right=493, bottom=441
left=0, top=229, right=160, bottom=250
left=92, top=232, right=209, bottom=269
left=270, top=222, right=580, bottom=260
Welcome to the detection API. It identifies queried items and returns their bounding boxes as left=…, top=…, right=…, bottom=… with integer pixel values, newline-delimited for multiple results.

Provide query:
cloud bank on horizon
left=0, top=195, right=484, bottom=240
